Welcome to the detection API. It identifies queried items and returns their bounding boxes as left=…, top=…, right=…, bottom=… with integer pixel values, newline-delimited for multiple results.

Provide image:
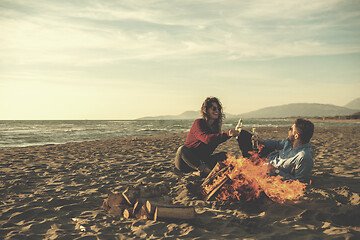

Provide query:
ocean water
left=0, top=119, right=358, bottom=149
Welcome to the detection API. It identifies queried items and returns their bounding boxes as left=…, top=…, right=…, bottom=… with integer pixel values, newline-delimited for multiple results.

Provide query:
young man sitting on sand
left=237, top=118, right=315, bottom=183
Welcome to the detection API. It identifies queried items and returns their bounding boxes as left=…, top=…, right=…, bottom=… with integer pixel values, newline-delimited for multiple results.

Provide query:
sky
left=0, top=0, right=359, bottom=120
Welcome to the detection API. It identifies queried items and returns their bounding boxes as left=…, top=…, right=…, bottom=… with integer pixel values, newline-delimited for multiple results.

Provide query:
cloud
left=0, top=0, right=359, bottom=68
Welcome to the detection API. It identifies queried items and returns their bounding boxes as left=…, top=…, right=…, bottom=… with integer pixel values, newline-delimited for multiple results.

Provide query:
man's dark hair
left=295, top=118, right=314, bottom=143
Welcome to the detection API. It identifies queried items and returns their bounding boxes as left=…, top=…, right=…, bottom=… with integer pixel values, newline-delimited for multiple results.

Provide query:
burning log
left=201, top=162, right=230, bottom=189
left=200, top=155, right=307, bottom=203
left=201, top=162, right=231, bottom=201
left=204, top=175, right=230, bottom=201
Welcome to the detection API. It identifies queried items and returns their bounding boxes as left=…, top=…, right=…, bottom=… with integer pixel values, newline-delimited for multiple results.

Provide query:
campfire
left=103, top=149, right=307, bottom=222
left=201, top=150, right=307, bottom=203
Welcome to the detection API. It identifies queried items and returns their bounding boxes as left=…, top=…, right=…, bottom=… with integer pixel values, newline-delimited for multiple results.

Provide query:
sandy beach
left=0, top=126, right=359, bottom=239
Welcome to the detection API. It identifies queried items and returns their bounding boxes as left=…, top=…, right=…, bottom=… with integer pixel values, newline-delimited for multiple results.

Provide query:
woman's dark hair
left=295, top=118, right=314, bottom=143
left=200, top=97, right=225, bottom=133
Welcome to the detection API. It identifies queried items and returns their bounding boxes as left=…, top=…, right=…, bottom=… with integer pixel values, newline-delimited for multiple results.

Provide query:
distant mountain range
left=237, top=103, right=358, bottom=119
left=138, top=97, right=360, bottom=120
left=344, top=97, right=360, bottom=109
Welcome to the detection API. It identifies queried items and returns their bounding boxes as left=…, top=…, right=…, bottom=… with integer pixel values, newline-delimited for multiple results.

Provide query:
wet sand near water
left=0, top=126, right=359, bottom=239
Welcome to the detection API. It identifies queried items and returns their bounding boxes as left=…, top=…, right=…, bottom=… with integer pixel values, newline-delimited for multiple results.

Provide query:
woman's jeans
left=174, top=146, right=227, bottom=173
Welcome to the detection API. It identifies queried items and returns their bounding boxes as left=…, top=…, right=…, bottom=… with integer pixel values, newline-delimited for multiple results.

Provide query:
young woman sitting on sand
left=175, top=97, right=239, bottom=177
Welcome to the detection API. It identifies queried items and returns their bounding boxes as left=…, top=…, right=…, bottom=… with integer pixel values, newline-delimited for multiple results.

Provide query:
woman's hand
left=228, top=129, right=240, bottom=137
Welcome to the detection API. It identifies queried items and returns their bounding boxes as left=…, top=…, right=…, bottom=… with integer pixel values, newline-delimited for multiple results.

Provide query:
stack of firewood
left=102, top=183, right=196, bottom=221
left=201, top=162, right=231, bottom=201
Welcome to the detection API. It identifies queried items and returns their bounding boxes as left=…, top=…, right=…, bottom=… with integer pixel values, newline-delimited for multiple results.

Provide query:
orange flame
left=203, top=173, right=228, bottom=196
left=212, top=154, right=307, bottom=203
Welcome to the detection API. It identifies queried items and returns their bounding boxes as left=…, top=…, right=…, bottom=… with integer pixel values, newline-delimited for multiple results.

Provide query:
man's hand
left=251, top=135, right=264, bottom=144
left=267, top=164, right=279, bottom=174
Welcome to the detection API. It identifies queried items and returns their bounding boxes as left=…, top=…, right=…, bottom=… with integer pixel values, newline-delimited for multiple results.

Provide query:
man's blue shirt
left=264, top=138, right=313, bottom=183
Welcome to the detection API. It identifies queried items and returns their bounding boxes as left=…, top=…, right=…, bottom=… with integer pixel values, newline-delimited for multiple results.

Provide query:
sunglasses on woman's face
left=211, top=106, right=219, bottom=111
